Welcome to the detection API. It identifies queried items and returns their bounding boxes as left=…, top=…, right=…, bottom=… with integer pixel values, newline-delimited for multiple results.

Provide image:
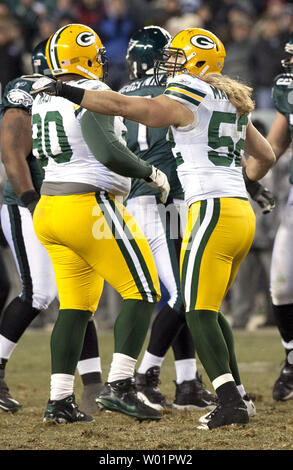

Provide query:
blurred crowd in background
left=1, top=0, right=293, bottom=103
left=1, top=0, right=293, bottom=330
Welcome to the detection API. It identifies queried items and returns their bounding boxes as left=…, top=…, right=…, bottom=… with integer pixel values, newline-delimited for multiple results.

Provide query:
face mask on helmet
left=126, top=26, right=171, bottom=80
left=154, top=28, right=226, bottom=84
left=46, top=23, right=108, bottom=81
left=281, top=33, right=293, bottom=72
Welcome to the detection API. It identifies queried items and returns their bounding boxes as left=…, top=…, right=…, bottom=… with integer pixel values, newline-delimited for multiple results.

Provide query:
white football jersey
left=32, top=78, right=131, bottom=198
left=164, top=73, right=248, bottom=207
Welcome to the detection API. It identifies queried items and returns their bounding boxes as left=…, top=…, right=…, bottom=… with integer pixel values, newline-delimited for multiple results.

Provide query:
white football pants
left=1, top=204, right=57, bottom=310
left=126, top=196, right=187, bottom=312
left=271, top=187, right=293, bottom=306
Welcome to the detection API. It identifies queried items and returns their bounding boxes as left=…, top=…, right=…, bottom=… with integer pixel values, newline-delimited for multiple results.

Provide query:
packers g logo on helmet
left=76, top=32, right=96, bottom=47
left=46, top=24, right=107, bottom=80
left=190, top=34, right=216, bottom=50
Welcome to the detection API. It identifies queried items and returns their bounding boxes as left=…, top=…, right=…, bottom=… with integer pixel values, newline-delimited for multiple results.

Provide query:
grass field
left=1, top=323, right=293, bottom=452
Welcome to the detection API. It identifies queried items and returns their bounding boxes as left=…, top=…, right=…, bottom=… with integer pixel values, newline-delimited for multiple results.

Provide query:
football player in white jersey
left=32, top=28, right=276, bottom=429
left=30, top=24, right=169, bottom=424
left=121, top=25, right=216, bottom=411
left=0, top=40, right=104, bottom=416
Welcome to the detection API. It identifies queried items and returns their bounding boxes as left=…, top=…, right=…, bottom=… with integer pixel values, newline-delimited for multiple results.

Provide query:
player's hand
left=250, top=185, right=275, bottom=214
left=242, top=168, right=275, bottom=214
left=20, top=190, right=40, bottom=216
left=26, top=199, right=39, bottom=216
left=30, top=76, right=60, bottom=96
left=145, top=166, right=170, bottom=204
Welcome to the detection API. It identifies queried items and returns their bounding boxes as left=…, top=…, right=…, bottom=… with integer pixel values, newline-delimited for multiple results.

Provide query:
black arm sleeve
left=81, top=111, right=152, bottom=179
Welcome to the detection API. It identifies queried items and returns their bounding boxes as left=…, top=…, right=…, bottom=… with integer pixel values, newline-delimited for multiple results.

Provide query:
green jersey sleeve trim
left=164, top=82, right=206, bottom=108
left=164, top=89, right=201, bottom=106
left=81, top=111, right=152, bottom=179
left=167, top=82, right=206, bottom=98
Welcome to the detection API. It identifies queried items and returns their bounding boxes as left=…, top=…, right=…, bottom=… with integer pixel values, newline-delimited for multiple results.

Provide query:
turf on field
left=1, top=325, right=293, bottom=451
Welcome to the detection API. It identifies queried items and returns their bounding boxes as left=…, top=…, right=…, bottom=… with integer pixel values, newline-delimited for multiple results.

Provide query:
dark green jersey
left=272, top=72, right=293, bottom=184
left=120, top=75, right=184, bottom=200
left=0, top=75, right=44, bottom=206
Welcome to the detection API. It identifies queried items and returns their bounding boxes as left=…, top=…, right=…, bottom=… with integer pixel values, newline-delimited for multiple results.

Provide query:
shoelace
left=123, top=381, right=140, bottom=400
left=146, top=371, right=160, bottom=388
left=206, top=403, right=222, bottom=420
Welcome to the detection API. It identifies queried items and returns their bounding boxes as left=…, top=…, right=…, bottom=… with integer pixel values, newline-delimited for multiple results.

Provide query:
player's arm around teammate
left=32, top=27, right=277, bottom=431
left=32, top=68, right=275, bottom=183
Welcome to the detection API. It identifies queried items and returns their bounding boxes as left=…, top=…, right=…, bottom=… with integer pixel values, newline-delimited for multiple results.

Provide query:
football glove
left=30, top=76, right=59, bottom=96
left=30, top=77, right=85, bottom=105
left=20, top=190, right=40, bottom=216
left=242, top=168, right=275, bottom=214
left=144, top=166, right=170, bottom=204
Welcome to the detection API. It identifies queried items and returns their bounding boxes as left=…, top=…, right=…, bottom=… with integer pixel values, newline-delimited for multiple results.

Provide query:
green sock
left=114, top=299, right=154, bottom=359
left=218, top=311, right=241, bottom=385
left=186, top=309, right=231, bottom=383
left=51, top=309, right=91, bottom=375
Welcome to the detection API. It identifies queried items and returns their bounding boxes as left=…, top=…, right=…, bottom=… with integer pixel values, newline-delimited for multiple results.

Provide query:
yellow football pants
left=180, top=197, right=255, bottom=312
left=33, top=192, right=160, bottom=313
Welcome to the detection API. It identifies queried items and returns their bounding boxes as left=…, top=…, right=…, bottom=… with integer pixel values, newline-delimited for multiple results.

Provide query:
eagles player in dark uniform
left=267, top=33, right=293, bottom=402
left=121, top=26, right=216, bottom=410
left=0, top=40, right=103, bottom=415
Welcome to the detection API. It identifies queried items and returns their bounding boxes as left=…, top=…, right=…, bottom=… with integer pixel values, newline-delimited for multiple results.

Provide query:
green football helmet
left=32, top=39, right=52, bottom=76
left=126, top=26, right=171, bottom=80
left=281, top=32, right=293, bottom=72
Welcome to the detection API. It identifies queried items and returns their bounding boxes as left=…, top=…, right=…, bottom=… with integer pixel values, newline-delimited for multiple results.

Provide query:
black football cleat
left=172, top=373, right=217, bottom=410
left=197, top=398, right=249, bottom=430
left=273, top=362, right=293, bottom=401
left=0, top=379, right=21, bottom=413
left=135, top=366, right=169, bottom=410
left=43, top=394, right=94, bottom=424
left=96, top=377, right=162, bottom=421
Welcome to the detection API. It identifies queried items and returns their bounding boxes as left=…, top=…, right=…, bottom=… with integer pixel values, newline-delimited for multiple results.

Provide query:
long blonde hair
left=200, top=73, right=255, bottom=116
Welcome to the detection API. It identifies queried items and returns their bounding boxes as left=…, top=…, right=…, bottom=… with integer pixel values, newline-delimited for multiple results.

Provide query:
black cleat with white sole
left=135, top=366, right=169, bottom=410
left=197, top=398, right=249, bottom=430
left=172, top=373, right=217, bottom=410
left=199, top=393, right=256, bottom=424
left=0, top=379, right=21, bottom=413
